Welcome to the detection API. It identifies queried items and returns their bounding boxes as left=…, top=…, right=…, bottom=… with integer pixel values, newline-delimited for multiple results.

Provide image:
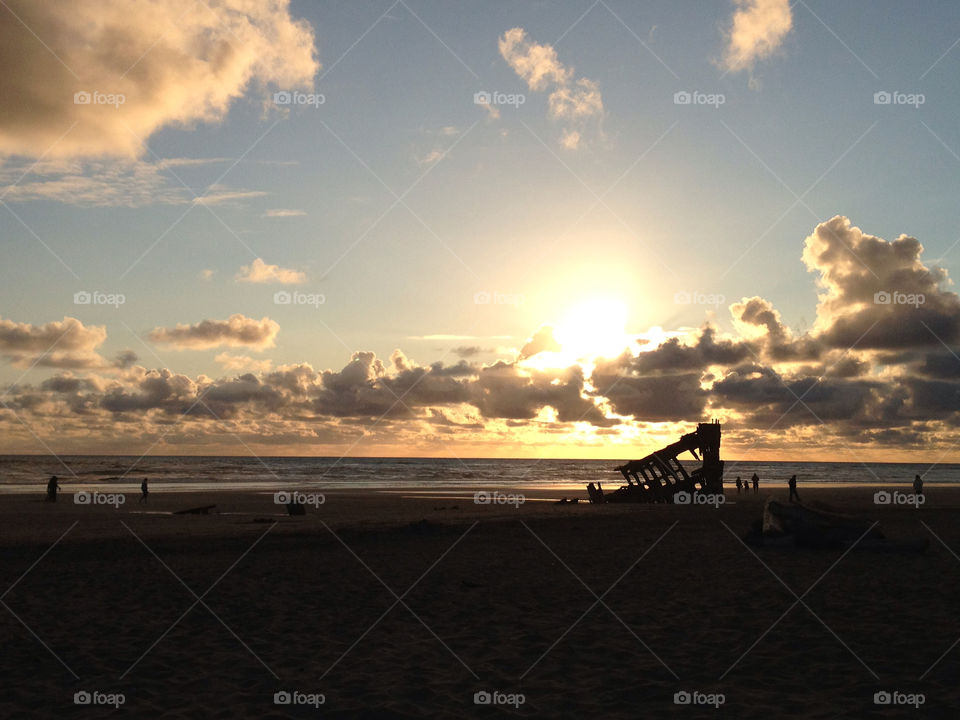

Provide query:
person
left=46, top=475, right=59, bottom=502
left=913, top=474, right=923, bottom=496
left=735, top=476, right=742, bottom=493
left=140, top=477, right=149, bottom=503
left=788, top=474, right=800, bottom=503
left=752, top=473, right=759, bottom=494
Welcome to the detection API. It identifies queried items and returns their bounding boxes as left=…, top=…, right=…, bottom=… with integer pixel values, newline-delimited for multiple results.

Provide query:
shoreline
left=0, top=479, right=954, bottom=495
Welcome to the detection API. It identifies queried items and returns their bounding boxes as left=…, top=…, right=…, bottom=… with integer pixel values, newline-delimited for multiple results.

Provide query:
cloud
left=416, top=148, right=445, bottom=166
left=192, top=187, right=269, bottom=206
left=148, top=314, right=279, bottom=350
left=801, top=216, right=960, bottom=349
left=473, top=361, right=615, bottom=425
left=721, top=0, right=793, bottom=74
left=408, top=334, right=514, bottom=341
left=262, top=208, right=306, bottom=217
left=498, top=27, right=603, bottom=148
left=453, top=346, right=486, bottom=358
left=0, top=159, right=184, bottom=206
left=0, top=0, right=319, bottom=159
left=215, top=352, right=273, bottom=372
left=0, top=158, right=263, bottom=207
left=236, top=258, right=306, bottom=284
left=199, top=269, right=215, bottom=281
left=0, top=315, right=108, bottom=368
left=6, top=218, right=960, bottom=457
left=518, top=326, right=561, bottom=360
left=498, top=28, right=572, bottom=90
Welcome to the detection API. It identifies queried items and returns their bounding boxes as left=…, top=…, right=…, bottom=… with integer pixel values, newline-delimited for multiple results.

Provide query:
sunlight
left=554, top=296, right=630, bottom=360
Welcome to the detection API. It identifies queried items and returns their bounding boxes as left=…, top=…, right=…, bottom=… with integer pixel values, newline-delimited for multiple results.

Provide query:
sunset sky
left=2, top=0, right=960, bottom=460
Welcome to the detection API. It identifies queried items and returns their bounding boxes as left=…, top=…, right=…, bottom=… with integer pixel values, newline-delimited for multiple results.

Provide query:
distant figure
left=46, top=475, right=59, bottom=502
left=913, top=474, right=924, bottom=496
left=788, top=474, right=800, bottom=503
left=140, top=478, right=149, bottom=503
left=735, top=476, right=742, bottom=493
left=752, top=473, right=759, bottom=494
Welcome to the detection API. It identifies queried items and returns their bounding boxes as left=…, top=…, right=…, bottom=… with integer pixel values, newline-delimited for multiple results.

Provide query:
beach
left=1, top=485, right=958, bottom=718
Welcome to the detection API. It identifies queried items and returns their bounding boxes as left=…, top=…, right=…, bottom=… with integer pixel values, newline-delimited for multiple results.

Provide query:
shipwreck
left=587, top=421, right=724, bottom=503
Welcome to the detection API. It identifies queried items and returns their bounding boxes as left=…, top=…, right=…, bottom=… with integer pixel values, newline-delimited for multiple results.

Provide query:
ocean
left=0, top=455, right=955, bottom=494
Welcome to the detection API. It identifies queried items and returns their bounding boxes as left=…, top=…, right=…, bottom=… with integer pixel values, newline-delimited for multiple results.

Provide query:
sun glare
left=515, top=296, right=632, bottom=371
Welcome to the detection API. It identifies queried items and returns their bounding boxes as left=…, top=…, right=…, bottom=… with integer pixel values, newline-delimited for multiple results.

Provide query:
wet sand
left=1, top=485, right=959, bottom=718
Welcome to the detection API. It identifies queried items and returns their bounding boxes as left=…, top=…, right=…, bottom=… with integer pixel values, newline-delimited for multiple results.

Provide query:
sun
left=554, top=296, right=630, bottom=361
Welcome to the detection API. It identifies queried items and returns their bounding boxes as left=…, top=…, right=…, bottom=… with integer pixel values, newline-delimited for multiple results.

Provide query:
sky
left=2, top=0, right=960, bottom=462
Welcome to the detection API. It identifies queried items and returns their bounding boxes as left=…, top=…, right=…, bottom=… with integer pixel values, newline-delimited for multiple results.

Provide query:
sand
left=1, top=485, right=959, bottom=718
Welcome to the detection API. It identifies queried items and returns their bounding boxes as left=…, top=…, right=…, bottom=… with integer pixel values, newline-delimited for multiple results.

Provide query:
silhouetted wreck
left=587, top=421, right=724, bottom=503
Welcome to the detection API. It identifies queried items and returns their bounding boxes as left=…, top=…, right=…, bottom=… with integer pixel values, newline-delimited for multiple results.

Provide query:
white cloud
left=559, top=129, right=581, bottom=150
left=236, top=258, right=306, bottom=284
left=215, top=352, right=273, bottom=372
left=262, top=208, right=306, bottom=217
left=498, top=27, right=604, bottom=148
left=722, top=0, right=793, bottom=74
left=193, top=186, right=269, bottom=206
left=0, top=0, right=318, bottom=159
left=416, top=148, right=445, bottom=166
left=0, top=158, right=262, bottom=207
left=499, top=28, right=571, bottom=90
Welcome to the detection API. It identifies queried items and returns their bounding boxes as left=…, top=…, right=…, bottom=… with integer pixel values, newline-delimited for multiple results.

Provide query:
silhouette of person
left=735, top=476, right=742, bottom=493
left=788, top=474, right=800, bottom=503
left=140, top=478, right=149, bottom=503
left=913, top=474, right=923, bottom=496
left=752, top=473, right=759, bottom=494
left=46, top=475, right=59, bottom=502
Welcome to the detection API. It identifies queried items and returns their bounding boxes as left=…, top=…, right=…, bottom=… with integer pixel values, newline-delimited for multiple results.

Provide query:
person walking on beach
left=140, top=478, right=149, bottom=503
left=46, top=475, right=59, bottom=502
left=735, top=476, right=742, bottom=493
left=913, top=474, right=923, bottom=497
left=788, top=474, right=800, bottom=503
left=752, top=473, right=759, bottom=494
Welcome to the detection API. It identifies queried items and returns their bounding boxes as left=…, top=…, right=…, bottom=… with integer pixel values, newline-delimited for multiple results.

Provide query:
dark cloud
left=0, top=315, right=108, bottom=368
left=802, top=216, right=960, bottom=349
left=148, top=314, right=279, bottom=350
